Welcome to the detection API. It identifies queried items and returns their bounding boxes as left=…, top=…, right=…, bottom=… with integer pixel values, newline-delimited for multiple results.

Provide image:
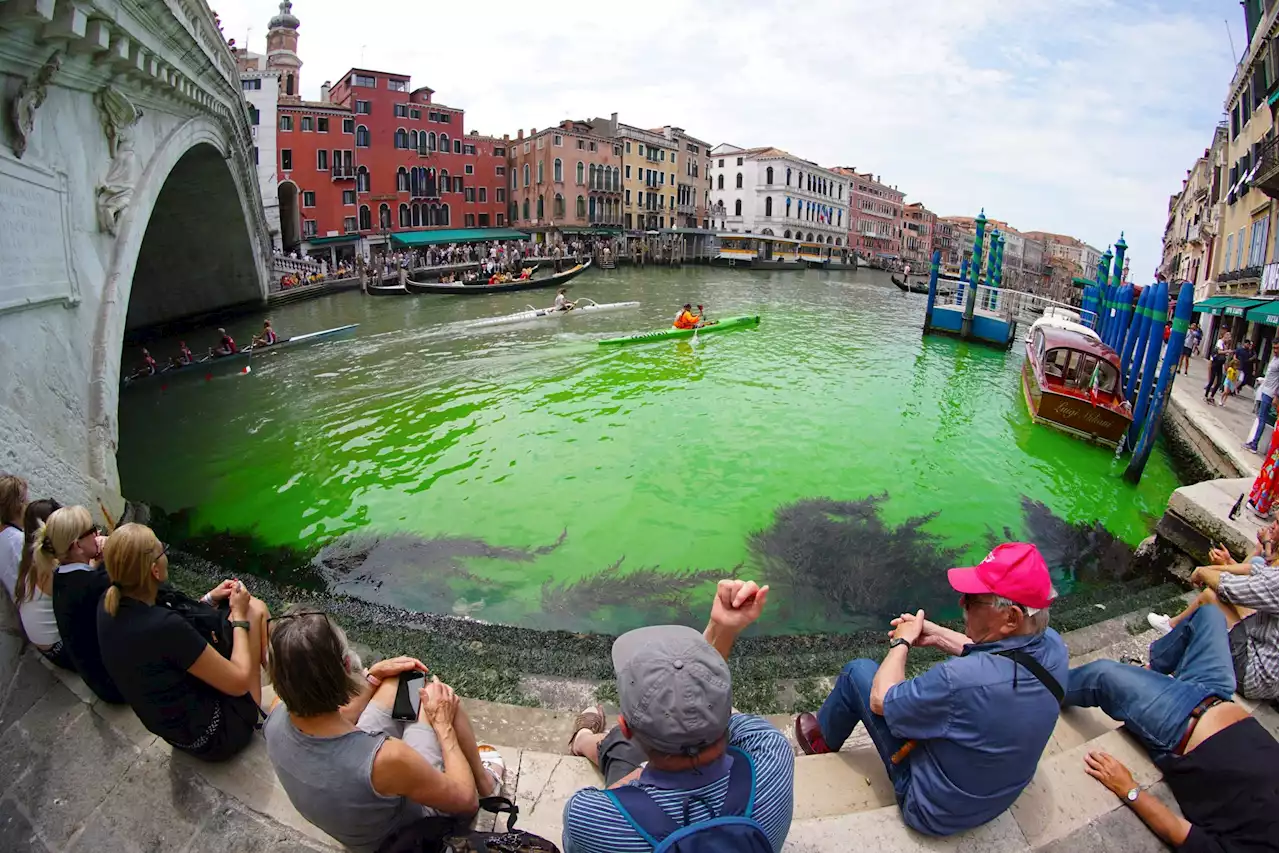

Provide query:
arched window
left=395, top=128, right=407, bottom=149
left=588, top=196, right=596, bottom=222
left=576, top=195, right=586, bottom=218
left=440, top=170, right=449, bottom=192
left=807, top=231, right=814, bottom=241
left=576, top=161, right=585, bottom=184
left=766, top=167, right=774, bottom=185
left=537, top=195, right=544, bottom=220
left=554, top=158, right=563, bottom=183
left=410, top=130, right=419, bottom=150
left=379, top=203, right=391, bottom=229
left=397, top=167, right=409, bottom=192
left=522, top=164, right=530, bottom=187
left=509, top=201, right=518, bottom=223
left=418, top=132, right=427, bottom=155
left=588, top=164, right=596, bottom=189
left=399, top=204, right=410, bottom=227
left=412, top=204, right=421, bottom=226
left=785, top=197, right=791, bottom=217
left=786, top=167, right=792, bottom=186
left=765, top=196, right=773, bottom=217
left=356, top=125, right=370, bottom=147
left=827, top=235, right=834, bottom=244
left=537, top=161, right=544, bottom=184
left=285, top=73, right=294, bottom=96
left=735, top=173, right=743, bottom=189
left=717, top=174, right=724, bottom=190
left=357, top=166, right=370, bottom=193
left=440, top=133, right=449, bottom=151
left=359, top=204, right=371, bottom=230
left=784, top=230, right=792, bottom=238
left=440, top=204, right=449, bottom=226
left=835, top=237, right=842, bottom=246
left=734, top=199, right=742, bottom=216
left=522, top=198, right=530, bottom=220
left=613, top=167, right=620, bottom=191
left=554, top=193, right=565, bottom=217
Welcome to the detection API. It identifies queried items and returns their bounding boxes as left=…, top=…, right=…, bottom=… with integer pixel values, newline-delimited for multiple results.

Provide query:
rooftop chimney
left=532, top=127, right=537, bottom=135
left=320, top=80, right=331, bottom=102
left=503, top=133, right=509, bottom=141
left=610, top=112, right=618, bottom=135
left=517, top=129, right=524, bottom=140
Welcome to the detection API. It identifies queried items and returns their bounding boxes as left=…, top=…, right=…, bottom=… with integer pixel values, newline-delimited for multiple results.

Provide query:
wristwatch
left=888, top=638, right=911, bottom=652
left=229, top=620, right=251, bottom=632
left=1124, top=787, right=1139, bottom=804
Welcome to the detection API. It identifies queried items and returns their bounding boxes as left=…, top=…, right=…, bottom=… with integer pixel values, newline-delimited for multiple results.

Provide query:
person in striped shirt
left=561, top=580, right=794, bottom=853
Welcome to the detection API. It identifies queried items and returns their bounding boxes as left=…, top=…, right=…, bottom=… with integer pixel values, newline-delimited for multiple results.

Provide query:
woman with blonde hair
left=37, top=505, right=123, bottom=703
left=14, top=498, right=74, bottom=669
left=97, top=523, right=271, bottom=761
left=0, top=473, right=28, bottom=603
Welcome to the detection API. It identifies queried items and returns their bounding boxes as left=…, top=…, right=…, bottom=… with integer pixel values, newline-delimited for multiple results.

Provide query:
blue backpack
left=602, top=747, right=773, bottom=853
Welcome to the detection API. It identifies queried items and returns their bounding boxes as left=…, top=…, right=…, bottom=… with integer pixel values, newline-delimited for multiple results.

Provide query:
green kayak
left=598, top=315, right=761, bottom=346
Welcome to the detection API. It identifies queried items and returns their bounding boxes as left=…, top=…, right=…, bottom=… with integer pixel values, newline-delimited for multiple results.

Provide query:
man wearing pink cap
left=794, top=542, right=1069, bottom=836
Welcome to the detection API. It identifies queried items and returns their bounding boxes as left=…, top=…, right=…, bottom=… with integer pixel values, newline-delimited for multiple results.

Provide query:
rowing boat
left=405, top=260, right=592, bottom=295
left=467, top=299, right=639, bottom=329
left=122, top=324, right=359, bottom=386
left=598, top=315, right=761, bottom=346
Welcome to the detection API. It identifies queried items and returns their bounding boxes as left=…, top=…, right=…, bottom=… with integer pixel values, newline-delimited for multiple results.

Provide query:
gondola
left=404, top=260, right=592, bottom=295
left=122, top=324, right=359, bottom=387
left=891, top=274, right=930, bottom=295
left=366, top=281, right=408, bottom=296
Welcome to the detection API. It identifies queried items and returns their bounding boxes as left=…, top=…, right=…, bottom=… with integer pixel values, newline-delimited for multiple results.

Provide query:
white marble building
left=238, top=63, right=281, bottom=248
left=708, top=144, right=850, bottom=249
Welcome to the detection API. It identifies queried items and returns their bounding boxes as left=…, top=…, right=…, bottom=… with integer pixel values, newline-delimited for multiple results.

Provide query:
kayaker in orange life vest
left=673, top=304, right=702, bottom=330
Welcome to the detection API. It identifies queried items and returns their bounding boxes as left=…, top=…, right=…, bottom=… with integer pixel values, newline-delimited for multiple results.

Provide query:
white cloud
left=214, top=0, right=1240, bottom=276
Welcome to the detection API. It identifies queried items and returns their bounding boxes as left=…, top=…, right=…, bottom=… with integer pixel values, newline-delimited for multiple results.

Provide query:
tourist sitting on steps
left=563, top=579, right=794, bottom=853
left=1147, top=520, right=1278, bottom=702
left=794, top=542, right=1069, bottom=837
left=263, top=607, right=504, bottom=853
left=0, top=473, right=27, bottom=605
left=36, top=505, right=125, bottom=704
left=1066, top=606, right=1278, bottom=849
left=15, top=498, right=74, bottom=670
left=97, top=523, right=271, bottom=762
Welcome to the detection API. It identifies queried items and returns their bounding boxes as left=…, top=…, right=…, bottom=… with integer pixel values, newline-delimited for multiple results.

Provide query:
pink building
left=900, top=202, right=936, bottom=267
left=834, top=168, right=904, bottom=260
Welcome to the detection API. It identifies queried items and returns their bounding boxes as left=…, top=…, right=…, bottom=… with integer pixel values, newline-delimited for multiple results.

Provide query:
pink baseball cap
left=947, top=543, right=1054, bottom=609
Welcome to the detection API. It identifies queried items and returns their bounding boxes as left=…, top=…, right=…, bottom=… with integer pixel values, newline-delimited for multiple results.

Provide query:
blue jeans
left=1247, top=392, right=1273, bottom=447
left=1066, top=607, right=1236, bottom=761
left=817, top=658, right=911, bottom=802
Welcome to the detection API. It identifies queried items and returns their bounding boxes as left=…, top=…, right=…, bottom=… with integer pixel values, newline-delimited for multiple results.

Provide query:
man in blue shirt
left=794, top=542, right=1069, bottom=836
left=561, top=580, right=795, bottom=853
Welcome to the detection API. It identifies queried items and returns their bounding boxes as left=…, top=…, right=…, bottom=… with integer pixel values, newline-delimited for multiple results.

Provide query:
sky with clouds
left=215, top=0, right=1248, bottom=277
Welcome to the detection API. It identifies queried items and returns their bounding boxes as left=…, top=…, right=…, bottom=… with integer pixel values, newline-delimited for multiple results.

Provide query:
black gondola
left=366, top=281, right=408, bottom=296
left=404, top=260, right=592, bottom=295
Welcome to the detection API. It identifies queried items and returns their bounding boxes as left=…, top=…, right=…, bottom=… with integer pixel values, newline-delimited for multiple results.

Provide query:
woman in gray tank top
left=263, top=608, right=503, bottom=852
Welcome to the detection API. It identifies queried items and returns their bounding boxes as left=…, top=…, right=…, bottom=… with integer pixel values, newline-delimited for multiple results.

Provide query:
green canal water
left=118, top=267, right=1183, bottom=635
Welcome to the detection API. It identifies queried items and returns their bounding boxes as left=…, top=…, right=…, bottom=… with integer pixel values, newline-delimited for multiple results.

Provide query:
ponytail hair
left=32, top=505, right=93, bottom=597
left=101, top=523, right=162, bottom=617
left=15, top=498, right=60, bottom=604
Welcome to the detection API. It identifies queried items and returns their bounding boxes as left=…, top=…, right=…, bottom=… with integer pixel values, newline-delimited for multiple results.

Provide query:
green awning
left=1245, top=300, right=1278, bottom=326
left=306, top=234, right=361, bottom=246
left=1221, top=297, right=1271, bottom=318
left=391, top=228, right=529, bottom=247
left=1071, top=277, right=1094, bottom=289
left=1193, top=296, right=1238, bottom=315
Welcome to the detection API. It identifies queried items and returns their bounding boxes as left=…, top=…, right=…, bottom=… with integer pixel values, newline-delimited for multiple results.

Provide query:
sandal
left=568, top=704, right=605, bottom=755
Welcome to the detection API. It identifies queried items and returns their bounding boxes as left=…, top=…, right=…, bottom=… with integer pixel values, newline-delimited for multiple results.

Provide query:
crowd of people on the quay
left=1, top=468, right=1276, bottom=852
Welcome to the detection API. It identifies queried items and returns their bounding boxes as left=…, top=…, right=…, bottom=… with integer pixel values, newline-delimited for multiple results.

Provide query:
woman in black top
left=97, top=523, right=271, bottom=761
left=34, top=505, right=123, bottom=704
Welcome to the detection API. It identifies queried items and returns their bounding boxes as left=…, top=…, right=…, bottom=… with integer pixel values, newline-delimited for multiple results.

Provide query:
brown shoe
left=795, top=712, right=833, bottom=755
left=568, top=704, right=605, bottom=755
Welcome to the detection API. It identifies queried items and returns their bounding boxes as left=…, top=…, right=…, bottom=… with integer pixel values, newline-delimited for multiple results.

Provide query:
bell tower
left=265, top=0, right=302, bottom=102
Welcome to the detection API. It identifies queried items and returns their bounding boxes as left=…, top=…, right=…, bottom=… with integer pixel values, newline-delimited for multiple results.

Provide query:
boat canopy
left=391, top=227, right=529, bottom=247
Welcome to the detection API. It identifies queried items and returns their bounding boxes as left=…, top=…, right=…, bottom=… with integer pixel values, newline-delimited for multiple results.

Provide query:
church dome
left=268, top=0, right=299, bottom=30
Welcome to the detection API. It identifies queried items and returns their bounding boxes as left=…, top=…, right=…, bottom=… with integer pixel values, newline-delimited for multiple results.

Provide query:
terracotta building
left=900, top=202, right=935, bottom=268
left=506, top=119, right=623, bottom=241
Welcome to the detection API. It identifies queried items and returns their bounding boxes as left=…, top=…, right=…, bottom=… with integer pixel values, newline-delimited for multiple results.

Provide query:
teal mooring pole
left=961, top=210, right=987, bottom=340
left=1125, top=282, right=1193, bottom=482
left=923, top=248, right=941, bottom=333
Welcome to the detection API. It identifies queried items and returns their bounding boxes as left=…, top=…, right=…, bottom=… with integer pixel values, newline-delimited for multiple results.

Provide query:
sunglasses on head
left=268, top=610, right=328, bottom=624
left=153, top=541, right=169, bottom=562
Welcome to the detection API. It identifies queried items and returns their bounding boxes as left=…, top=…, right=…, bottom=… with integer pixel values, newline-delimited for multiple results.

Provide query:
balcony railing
left=331, top=167, right=355, bottom=180
left=1252, top=135, right=1277, bottom=200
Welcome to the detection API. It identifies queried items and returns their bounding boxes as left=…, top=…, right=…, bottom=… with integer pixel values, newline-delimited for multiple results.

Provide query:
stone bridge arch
left=87, top=115, right=268, bottom=493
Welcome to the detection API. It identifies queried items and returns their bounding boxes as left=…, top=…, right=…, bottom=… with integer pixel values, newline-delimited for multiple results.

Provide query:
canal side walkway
left=3, top=592, right=1276, bottom=853
left=1167, top=353, right=1266, bottom=479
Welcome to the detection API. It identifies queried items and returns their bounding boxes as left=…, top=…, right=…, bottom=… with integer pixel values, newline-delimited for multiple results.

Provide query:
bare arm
left=703, top=580, right=769, bottom=661
left=187, top=593, right=255, bottom=697
left=894, top=617, right=970, bottom=656
left=869, top=644, right=910, bottom=715
left=1128, top=791, right=1192, bottom=846
left=371, top=736, right=479, bottom=816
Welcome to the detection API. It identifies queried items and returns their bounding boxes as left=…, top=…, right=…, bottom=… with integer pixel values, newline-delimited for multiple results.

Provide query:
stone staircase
left=1, top=598, right=1275, bottom=852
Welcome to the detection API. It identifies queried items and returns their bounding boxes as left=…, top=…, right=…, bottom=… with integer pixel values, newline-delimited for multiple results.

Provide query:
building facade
left=709, top=145, right=850, bottom=247
left=900, top=202, right=935, bottom=268
left=664, top=126, right=712, bottom=229
left=236, top=57, right=281, bottom=248
left=835, top=169, right=904, bottom=260
left=507, top=120, right=623, bottom=238
left=614, top=120, right=679, bottom=231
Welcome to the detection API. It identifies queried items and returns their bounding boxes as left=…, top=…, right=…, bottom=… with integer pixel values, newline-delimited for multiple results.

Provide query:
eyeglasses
left=152, top=541, right=169, bottom=563
left=77, top=526, right=101, bottom=540
left=959, top=593, right=1027, bottom=614
left=268, top=610, right=328, bottom=624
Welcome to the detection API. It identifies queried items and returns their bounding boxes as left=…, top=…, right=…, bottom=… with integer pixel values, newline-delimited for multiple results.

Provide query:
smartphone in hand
left=392, top=671, right=426, bottom=721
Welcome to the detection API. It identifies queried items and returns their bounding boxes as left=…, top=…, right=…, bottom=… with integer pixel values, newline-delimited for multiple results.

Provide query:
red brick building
left=833, top=168, right=904, bottom=261
left=275, top=67, right=509, bottom=261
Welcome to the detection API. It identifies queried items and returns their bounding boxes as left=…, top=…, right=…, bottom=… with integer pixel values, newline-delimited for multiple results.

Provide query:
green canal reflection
left=118, top=267, right=1182, bottom=634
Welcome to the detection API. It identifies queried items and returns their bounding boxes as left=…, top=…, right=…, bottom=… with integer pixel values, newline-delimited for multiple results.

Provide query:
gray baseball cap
left=611, top=625, right=732, bottom=755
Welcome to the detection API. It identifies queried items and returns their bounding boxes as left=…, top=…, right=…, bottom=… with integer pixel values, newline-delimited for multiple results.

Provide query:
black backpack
left=376, top=796, right=559, bottom=853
